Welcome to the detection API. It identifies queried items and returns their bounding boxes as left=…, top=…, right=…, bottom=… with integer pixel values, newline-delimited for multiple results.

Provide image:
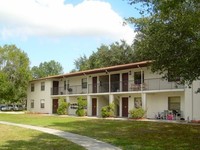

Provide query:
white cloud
left=0, top=0, right=135, bottom=44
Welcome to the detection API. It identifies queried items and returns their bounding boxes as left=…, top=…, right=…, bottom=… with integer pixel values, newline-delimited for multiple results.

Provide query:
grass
left=0, top=113, right=200, bottom=150
left=0, top=124, right=85, bottom=150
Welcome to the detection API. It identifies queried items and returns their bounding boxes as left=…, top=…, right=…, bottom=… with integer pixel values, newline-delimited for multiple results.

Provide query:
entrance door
left=92, top=77, right=97, bottom=93
left=122, top=97, right=128, bottom=117
left=92, top=98, right=97, bottom=116
left=122, top=73, right=128, bottom=91
left=52, top=99, right=58, bottom=114
left=53, top=81, right=59, bottom=95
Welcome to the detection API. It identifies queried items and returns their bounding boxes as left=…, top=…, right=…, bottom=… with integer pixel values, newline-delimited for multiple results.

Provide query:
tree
left=31, top=60, right=64, bottom=79
left=0, top=44, right=31, bottom=103
left=128, top=0, right=200, bottom=85
left=73, top=40, right=136, bottom=71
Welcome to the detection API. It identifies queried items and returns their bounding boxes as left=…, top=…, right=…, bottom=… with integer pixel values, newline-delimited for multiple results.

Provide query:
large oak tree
left=0, top=45, right=31, bottom=103
left=128, top=0, right=200, bottom=85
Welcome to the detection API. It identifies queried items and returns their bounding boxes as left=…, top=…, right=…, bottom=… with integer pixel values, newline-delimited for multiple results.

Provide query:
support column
left=109, top=94, right=114, bottom=104
left=87, top=95, right=92, bottom=116
left=142, top=93, right=147, bottom=111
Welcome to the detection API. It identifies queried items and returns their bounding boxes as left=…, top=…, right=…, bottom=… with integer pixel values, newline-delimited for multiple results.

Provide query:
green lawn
left=0, top=124, right=85, bottom=150
left=0, top=114, right=200, bottom=150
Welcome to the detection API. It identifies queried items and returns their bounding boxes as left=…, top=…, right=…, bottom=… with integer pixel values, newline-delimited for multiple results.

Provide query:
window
left=134, top=72, right=144, bottom=84
left=40, top=99, right=45, bottom=108
left=82, top=78, right=87, bottom=89
left=41, top=82, right=45, bottom=91
left=134, top=97, right=142, bottom=108
left=31, top=83, right=34, bottom=92
left=31, top=100, right=34, bottom=108
left=168, top=97, right=180, bottom=110
left=64, top=81, right=67, bottom=90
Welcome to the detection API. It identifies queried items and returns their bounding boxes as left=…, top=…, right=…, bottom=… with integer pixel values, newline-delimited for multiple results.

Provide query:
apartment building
left=27, top=61, right=200, bottom=121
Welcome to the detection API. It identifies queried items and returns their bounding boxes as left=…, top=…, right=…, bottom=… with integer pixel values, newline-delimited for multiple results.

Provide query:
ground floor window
left=40, top=99, right=45, bottom=108
left=31, top=100, right=34, bottom=108
left=134, top=97, right=142, bottom=108
left=168, top=97, right=180, bottom=111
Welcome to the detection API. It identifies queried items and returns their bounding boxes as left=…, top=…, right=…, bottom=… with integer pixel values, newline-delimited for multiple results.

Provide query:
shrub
left=101, top=103, right=115, bottom=118
left=76, top=97, right=87, bottom=116
left=57, top=98, right=69, bottom=115
left=129, top=108, right=146, bottom=119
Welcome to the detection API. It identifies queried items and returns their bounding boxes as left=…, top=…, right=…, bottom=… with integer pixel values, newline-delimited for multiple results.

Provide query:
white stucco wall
left=184, top=81, right=200, bottom=120
left=146, top=92, right=184, bottom=119
left=27, top=80, right=52, bottom=114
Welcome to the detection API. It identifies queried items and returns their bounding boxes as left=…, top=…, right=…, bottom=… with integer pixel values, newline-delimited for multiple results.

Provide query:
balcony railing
left=51, top=78, right=184, bottom=95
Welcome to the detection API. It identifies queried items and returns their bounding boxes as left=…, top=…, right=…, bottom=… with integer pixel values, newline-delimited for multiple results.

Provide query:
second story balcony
left=51, top=78, right=184, bottom=95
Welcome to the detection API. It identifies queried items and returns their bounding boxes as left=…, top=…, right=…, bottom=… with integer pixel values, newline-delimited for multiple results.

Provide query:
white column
left=142, top=93, right=147, bottom=111
left=87, top=95, right=92, bottom=116
left=109, top=94, right=114, bottom=104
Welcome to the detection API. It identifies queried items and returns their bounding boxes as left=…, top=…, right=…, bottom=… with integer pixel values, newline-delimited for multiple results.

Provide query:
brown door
left=122, top=73, right=128, bottom=91
left=53, top=81, right=59, bottom=95
left=122, top=97, right=128, bottom=117
left=52, top=99, right=58, bottom=114
left=92, top=77, right=97, bottom=93
left=92, top=98, right=97, bottom=116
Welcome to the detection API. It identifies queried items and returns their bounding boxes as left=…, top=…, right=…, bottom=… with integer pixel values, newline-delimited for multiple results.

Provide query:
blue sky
left=0, top=0, right=141, bottom=73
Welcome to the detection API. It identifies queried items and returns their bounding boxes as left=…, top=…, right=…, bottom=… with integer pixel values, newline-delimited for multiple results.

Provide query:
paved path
left=0, top=121, right=121, bottom=150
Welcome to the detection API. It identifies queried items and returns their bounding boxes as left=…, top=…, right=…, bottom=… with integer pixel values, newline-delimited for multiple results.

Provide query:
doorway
left=92, top=98, right=97, bottom=116
left=52, top=99, right=58, bottom=114
left=122, top=97, right=128, bottom=117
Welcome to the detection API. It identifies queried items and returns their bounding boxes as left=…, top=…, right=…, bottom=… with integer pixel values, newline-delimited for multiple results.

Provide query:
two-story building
left=27, top=61, right=200, bottom=121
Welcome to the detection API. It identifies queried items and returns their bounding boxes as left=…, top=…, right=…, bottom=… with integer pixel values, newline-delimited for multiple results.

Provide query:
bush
left=57, top=98, right=69, bottom=115
left=129, top=108, right=145, bottom=119
left=101, top=103, right=114, bottom=118
left=76, top=97, right=87, bottom=116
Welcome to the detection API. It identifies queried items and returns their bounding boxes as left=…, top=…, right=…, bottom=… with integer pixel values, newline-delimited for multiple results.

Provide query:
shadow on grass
left=46, top=118, right=200, bottom=150
left=0, top=129, right=85, bottom=150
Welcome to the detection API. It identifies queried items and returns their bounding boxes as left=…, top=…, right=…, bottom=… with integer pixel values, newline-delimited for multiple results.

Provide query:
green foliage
left=31, top=60, right=63, bottom=79
left=101, top=103, right=115, bottom=118
left=57, top=98, right=69, bottom=115
left=73, top=41, right=135, bottom=71
left=76, top=97, right=87, bottom=116
left=128, top=0, right=200, bottom=85
left=129, top=108, right=145, bottom=119
left=0, top=44, right=31, bottom=103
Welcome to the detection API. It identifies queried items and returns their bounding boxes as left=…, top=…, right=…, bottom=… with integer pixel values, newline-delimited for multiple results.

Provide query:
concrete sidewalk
left=0, top=121, right=121, bottom=150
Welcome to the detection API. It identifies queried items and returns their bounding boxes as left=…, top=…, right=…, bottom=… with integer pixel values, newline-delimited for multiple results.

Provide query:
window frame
left=134, top=71, right=144, bottom=84
left=40, top=99, right=45, bottom=109
left=30, top=100, right=34, bottom=108
left=31, top=83, right=35, bottom=92
left=168, top=97, right=181, bottom=111
left=41, top=82, right=45, bottom=91
left=82, top=78, right=87, bottom=89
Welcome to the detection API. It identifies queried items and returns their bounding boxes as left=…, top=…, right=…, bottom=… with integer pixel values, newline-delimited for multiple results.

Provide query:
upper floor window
left=40, top=99, right=45, bottom=108
left=64, top=81, right=67, bottom=90
left=31, top=83, right=34, bottom=92
left=31, top=100, right=34, bottom=108
left=41, top=82, right=45, bottom=91
left=134, top=71, right=144, bottom=84
left=82, top=78, right=87, bottom=89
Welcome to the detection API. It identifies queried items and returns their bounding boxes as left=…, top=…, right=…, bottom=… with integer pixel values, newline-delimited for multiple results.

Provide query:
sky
left=0, top=0, right=141, bottom=73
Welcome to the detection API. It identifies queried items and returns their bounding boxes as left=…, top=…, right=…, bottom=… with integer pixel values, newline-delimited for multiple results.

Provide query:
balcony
left=51, top=78, right=184, bottom=95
